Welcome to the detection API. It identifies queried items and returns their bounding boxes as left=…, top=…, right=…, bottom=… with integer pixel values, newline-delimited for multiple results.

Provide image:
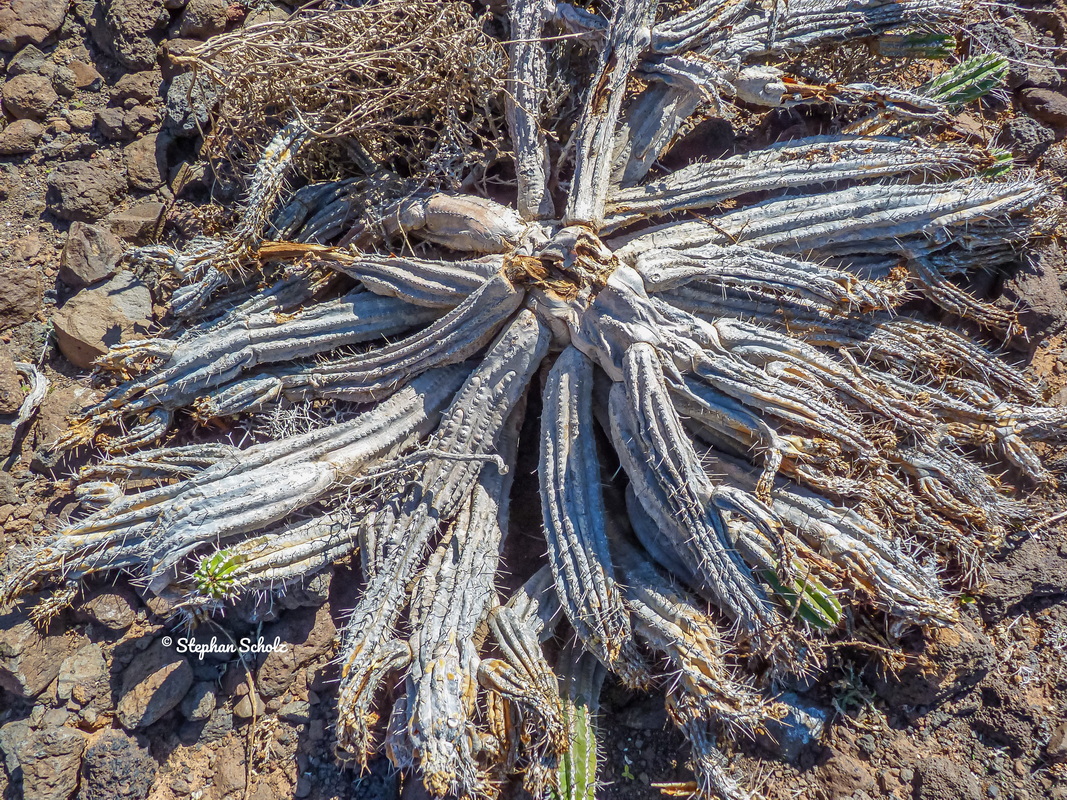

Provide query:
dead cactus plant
left=5, top=1, right=1067, bottom=799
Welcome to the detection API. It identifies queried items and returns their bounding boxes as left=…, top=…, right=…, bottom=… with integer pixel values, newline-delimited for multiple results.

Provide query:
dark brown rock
left=0, top=610, right=84, bottom=698
left=176, top=0, right=230, bottom=38
left=89, top=0, right=170, bottom=70
left=257, top=604, right=337, bottom=698
left=116, top=638, right=194, bottom=729
left=77, top=730, right=156, bottom=800
left=0, top=0, right=68, bottom=51
left=233, top=689, right=265, bottom=719
left=69, top=60, right=104, bottom=92
left=0, top=118, right=44, bottom=154
left=60, top=222, right=124, bottom=288
left=112, top=70, right=162, bottom=104
left=66, top=108, right=95, bottom=132
left=967, top=21, right=1061, bottom=90
left=19, top=727, right=87, bottom=800
left=996, top=242, right=1067, bottom=344
left=32, top=383, right=96, bottom=452
left=46, top=159, right=126, bottom=222
left=1049, top=720, right=1067, bottom=762
left=179, top=680, right=216, bottom=721
left=999, top=116, right=1056, bottom=161
left=56, top=643, right=111, bottom=710
left=8, top=44, right=48, bottom=75
left=53, top=271, right=154, bottom=369
left=0, top=719, right=31, bottom=778
left=1021, top=88, right=1067, bottom=133
left=164, top=71, right=219, bottom=135
left=75, top=586, right=138, bottom=631
left=974, top=676, right=1041, bottom=756
left=10, top=232, right=41, bottom=262
left=51, top=65, right=78, bottom=97
left=123, top=133, right=167, bottom=190
left=915, top=756, right=982, bottom=800
left=0, top=162, right=23, bottom=199
left=158, top=37, right=200, bottom=80
left=95, top=106, right=155, bottom=141
left=95, top=107, right=130, bottom=140
left=0, top=351, right=22, bottom=414
left=122, top=105, right=156, bottom=137
left=979, top=535, right=1067, bottom=616
left=2, top=74, right=59, bottom=120
left=212, top=739, right=246, bottom=797
left=0, top=264, right=42, bottom=330
left=107, top=201, right=164, bottom=243
left=755, top=691, right=827, bottom=763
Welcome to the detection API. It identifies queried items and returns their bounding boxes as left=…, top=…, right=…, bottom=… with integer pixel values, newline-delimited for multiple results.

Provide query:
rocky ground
left=2, top=1, right=1067, bottom=799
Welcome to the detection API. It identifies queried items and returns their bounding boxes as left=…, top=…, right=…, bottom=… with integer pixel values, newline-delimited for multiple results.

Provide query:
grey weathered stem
left=397, top=397, right=523, bottom=797
left=335, top=310, right=550, bottom=762
left=326, top=252, right=498, bottom=308
left=612, top=178, right=1045, bottom=262
left=85, top=291, right=441, bottom=429
left=605, top=136, right=980, bottom=232
left=541, top=346, right=647, bottom=684
left=508, top=0, right=555, bottom=220
left=608, top=342, right=777, bottom=638
left=565, top=0, right=658, bottom=227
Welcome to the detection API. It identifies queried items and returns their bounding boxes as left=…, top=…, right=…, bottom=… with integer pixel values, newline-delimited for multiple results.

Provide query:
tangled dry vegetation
left=4, top=0, right=1067, bottom=798
left=183, top=0, right=505, bottom=176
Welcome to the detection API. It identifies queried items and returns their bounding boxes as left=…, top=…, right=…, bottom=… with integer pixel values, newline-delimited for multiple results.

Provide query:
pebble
left=7, top=44, right=48, bottom=75
left=278, top=699, right=311, bottom=725
left=916, top=757, right=982, bottom=800
left=0, top=162, right=24, bottom=199
left=176, top=0, right=232, bottom=39
left=1021, top=88, right=1067, bottom=134
left=124, top=133, right=167, bottom=190
left=65, top=108, right=96, bottom=132
left=0, top=354, right=22, bottom=414
left=30, top=384, right=96, bottom=461
left=999, top=116, right=1056, bottom=162
left=819, top=749, right=876, bottom=798
left=68, top=59, right=104, bottom=91
left=257, top=605, right=336, bottom=698
left=51, top=64, right=78, bottom=97
left=757, top=691, right=828, bottom=762
left=164, top=71, right=220, bottom=135
left=1047, top=720, right=1067, bottom=761
left=108, top=200, right=165, bottom=243
left=233, top=690, right=266, bottom=720
left=200, top=707, right=234, bottom=741
left=112, top=69, right=162, bottom=104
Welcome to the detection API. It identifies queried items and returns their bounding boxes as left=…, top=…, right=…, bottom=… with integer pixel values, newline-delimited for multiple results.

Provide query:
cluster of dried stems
left=4, top=1, right=1067, bottom=800
left=183, top=0, right=505, bottom=177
